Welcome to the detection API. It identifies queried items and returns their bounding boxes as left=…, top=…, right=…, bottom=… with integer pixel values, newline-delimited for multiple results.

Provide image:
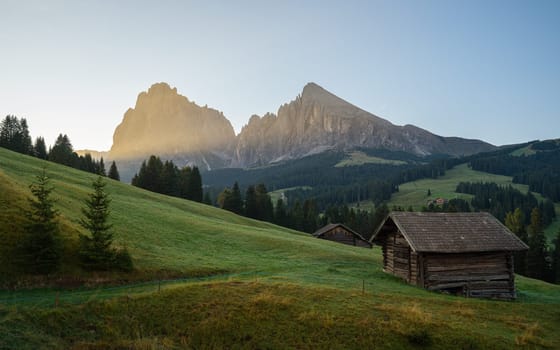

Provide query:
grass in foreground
left=1, top=280, right=559, bottom=349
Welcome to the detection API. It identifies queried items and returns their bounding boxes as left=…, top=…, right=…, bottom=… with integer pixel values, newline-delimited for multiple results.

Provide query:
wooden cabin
left=313, top=223, right=372, bottom=248
left=371, top=212, right=528, bottom=299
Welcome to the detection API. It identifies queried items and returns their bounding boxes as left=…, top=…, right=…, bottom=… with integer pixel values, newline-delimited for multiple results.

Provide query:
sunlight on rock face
left=109, top=83, right=236, bottom=160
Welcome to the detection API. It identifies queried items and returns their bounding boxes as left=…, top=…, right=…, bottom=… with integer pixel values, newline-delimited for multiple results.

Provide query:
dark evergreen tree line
left=422, top=198, right=472, bottom=213
left=131, top=155, right=203, bottom=202
left=216, top=180, right=391, bottom=240
left=0, top=116, right=121, bottom=181
left=455, top=182, right=556, bottom=227
left=504, top=206, right=558, bottom=284
left=218, top=182, right=275, bottom=222
left=0, top=115, right=33, bottom=155
left=469, top=145, right=560, bottom=202
left=48, top=134, right=111, bottom=176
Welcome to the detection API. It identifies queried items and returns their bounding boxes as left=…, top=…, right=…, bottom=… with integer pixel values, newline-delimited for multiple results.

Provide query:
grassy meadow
left=387, top=163, right=560, bottom=243
left=335, top=151, right=407, bottom=167
left=1, top=147, right=560, bottom=349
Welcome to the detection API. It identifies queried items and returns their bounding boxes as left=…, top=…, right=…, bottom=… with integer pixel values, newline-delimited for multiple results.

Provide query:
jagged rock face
left=109, top=83, right=236, bottom=160
left=233, top=83, right=496, bottom=167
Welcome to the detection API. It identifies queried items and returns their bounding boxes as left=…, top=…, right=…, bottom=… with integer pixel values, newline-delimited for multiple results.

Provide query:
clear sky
left=1, top=0, right=559, bottom=151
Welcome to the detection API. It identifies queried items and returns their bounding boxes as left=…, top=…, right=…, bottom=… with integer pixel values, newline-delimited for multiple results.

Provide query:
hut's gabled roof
left=371, top=212, right=529, bottom=253
left=313, top=223, right=369, bottom=241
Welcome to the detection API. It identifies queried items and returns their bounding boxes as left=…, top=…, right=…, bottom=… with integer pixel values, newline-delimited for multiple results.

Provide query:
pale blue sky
left=1, top=0, right=559, bottom=151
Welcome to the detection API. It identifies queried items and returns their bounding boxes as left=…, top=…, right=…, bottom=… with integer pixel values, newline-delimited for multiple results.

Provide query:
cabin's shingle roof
left=372, top=212, right=529, bottom=253
left=313, top=223, right=369, bottom=242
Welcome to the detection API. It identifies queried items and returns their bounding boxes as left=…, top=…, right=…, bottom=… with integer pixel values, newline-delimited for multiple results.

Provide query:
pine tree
left=20, top=168, right=61, bottom=274
left=527, top=207, right=548, bottom=280
left=108, top=161, right=120, bottom=181
left=49, top=134, right=75, bottom=166
left=178, top=166, right=193, bottom=199
left=505, top=208, right=528, bottom=275
left=18, top=118, right=33, bottom=155
left=78, top=177, right=115, bottom=270
left=160, top=160, right=179, bottom=196
left=552, top=229, right=560, bottom=283
left=302, top=199, right=318, bottom=233
left=245, top=185, right=258, bottom=218
left=98, top=157, right=106, bottom=176
left=274, top=198, right=288, bottom=227
left=203, top=191, right=213, bottom=205
left=230, top=182, right=243, bottom=215
left=132, top=155, right=163, bottom=192
left=255, top=183, right=273, bottom=222
left=290, top=200, right=304, bottom=231
left=34, top=136, right=48, bottom=159
left=188, top=166, right=203, bottom=202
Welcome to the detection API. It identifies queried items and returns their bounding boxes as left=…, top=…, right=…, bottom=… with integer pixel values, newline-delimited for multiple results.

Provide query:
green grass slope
left=1, top=147, right=560, bottom=349
left=388, top=163, right=534, bottom=210
left=388, top=163, right=560, bottom=243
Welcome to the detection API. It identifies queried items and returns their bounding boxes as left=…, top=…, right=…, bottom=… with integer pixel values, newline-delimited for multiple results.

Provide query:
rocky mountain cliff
left=106, top=82, right=496, bottom=179
left=232, top=83, right=495, bottom=167
left=109, top=83, right=236, bottom=162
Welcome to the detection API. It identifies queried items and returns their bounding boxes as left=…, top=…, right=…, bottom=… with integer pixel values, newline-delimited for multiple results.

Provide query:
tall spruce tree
left=160, top=160, right=179, bottom=196
left=274, top=198, right=288, bottom=227
left=219, top=182, right=243, bottom=215
left=34, top=136, right=48, bottom=159
left=188, top=166, right=203, bottom=202
left=302, top=199, right=318, bottom=233
left=49, top=134, right=75, bottom=166
left=78, top=177, right=115, bottom=270
left=245, top=185, right=258, bottom=218
left=255, top=184, right=274, bottom=222
left=505, top=208, right=528, bottom=275
left=98, top=157, right=106, bottom=176
left=108, top=161, right=120, bottom=181
left=178, top=166, right=193, bottom=199
left=21, top=168, right=61, bottom=274
left=527, top=207, right=548, bottom=280
left=552, top=229, right=560, bottom=283
left=203, top=191, right=213, bottom=205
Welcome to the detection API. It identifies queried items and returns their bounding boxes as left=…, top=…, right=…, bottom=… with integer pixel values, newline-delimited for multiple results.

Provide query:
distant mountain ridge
left=105, top=82, right=496, bottom=178
left=233, top=83, right=495, bottom=167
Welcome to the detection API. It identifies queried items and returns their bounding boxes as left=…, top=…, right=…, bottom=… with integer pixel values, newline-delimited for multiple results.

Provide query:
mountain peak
left=301, top=82, right=334, bottom=101
left=109, top=83, right=235, bottom=160
left=148, top=82, right=176, bottom=93
left=300, top=82, right=357, bottom=112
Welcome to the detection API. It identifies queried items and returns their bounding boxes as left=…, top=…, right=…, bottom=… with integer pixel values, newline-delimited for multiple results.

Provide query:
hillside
left=1, top=147, right=560, bottom=349
left=387, top=163, right=560, bottom=242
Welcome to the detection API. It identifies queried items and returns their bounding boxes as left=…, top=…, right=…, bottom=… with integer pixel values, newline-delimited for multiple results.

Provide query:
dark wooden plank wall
left=421, top=252, right=516, bottom=299
left=383, top=232, right=412, bottom=283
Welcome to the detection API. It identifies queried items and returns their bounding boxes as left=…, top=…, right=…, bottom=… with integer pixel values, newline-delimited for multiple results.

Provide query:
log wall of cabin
left=382, top=231, right=412, bottom=283
left=421, top=252, right=516, bottom=300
